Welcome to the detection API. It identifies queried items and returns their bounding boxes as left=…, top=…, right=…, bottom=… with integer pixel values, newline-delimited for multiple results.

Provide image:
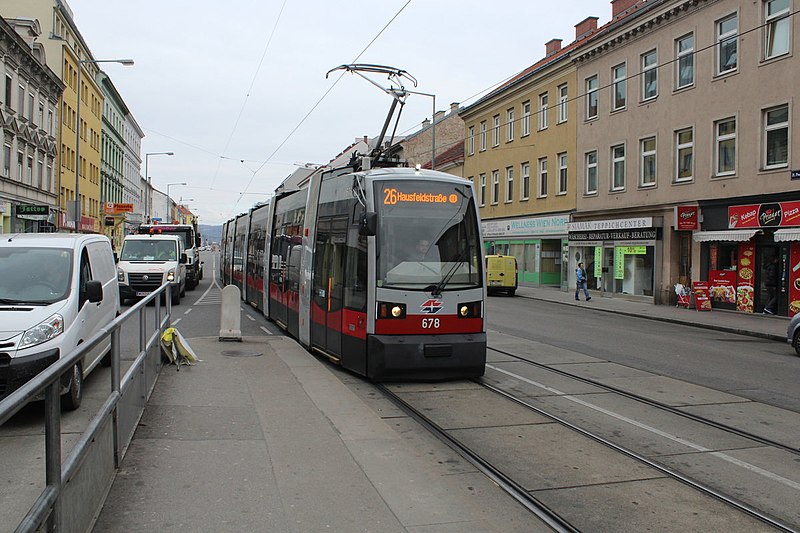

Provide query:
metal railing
left=0, top=283, right=174, bottom=533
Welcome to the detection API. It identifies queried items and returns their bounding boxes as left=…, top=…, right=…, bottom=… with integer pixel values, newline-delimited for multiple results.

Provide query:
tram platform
left=94, top=335, right=545, bottom=532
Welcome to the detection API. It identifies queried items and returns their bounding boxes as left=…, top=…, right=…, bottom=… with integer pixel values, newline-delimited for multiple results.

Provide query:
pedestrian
left=763, top=255, right=778, bottom=314
left=575, top=261, right=591, bottom=301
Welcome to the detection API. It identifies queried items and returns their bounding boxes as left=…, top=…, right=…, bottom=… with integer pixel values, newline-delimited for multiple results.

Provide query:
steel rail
left=377, top=384, right=579, bottom=533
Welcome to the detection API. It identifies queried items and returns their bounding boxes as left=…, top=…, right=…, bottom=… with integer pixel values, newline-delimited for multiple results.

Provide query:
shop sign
left=709, top=270, right=736, bottom=304
left=674, top=205, right=699, bottom=230
left=482, top=215, right=569, bottom=238
left=568, top=217, right=652, bottom=232
left=728, top=201, right=800, bottom=228
left=736, top=243, right=755, bottom=313
left=617, top=246, right=646, bottom=254
left=594, top=247, right=602, bottom=278
left=79, top=216, right=95, bottom=232
left=791, top=169, right=800, bottom=180
left=692, top=282, right=712, bottom=311
left=789, top=243, right=800, bottom=317
left=568, top=228, right=657, bottom=241
left=104, top=202, right=134, bottom=214
left=17, top=205, right=50, bottom=220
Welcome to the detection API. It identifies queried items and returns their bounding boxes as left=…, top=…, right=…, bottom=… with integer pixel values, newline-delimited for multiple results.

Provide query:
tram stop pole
left=219, top=285, right=242, bottom=341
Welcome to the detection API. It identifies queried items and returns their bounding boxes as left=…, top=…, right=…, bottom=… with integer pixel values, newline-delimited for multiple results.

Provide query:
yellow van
left=485, top=254, right=518, bottom=296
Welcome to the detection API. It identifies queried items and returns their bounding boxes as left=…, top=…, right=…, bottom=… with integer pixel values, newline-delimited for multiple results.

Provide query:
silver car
left=788, top=313, right=800, bottom=356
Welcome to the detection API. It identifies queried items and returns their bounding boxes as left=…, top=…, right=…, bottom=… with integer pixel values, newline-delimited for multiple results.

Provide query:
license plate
left=136, top=291, right=152, bottom=297
left=489, top=280, right=501, bottom=286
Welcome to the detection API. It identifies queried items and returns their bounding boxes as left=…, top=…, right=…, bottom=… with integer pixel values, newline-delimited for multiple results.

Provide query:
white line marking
left=172, top=318, right=182, bottom=325
left=246, top=314, right=255, bottom=321
left=486, top=364, right=800, bottom=491
left=259, top=326, right=272, bottom=335
left=184, top=308, right=193, bottom=315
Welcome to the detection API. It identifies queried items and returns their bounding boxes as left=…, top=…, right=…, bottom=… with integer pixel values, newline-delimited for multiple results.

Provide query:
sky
left=68, top=0, right=606, bottom=225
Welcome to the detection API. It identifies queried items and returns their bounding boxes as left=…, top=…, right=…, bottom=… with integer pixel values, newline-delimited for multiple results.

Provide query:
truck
left=137, top=223, right=203, bottom=290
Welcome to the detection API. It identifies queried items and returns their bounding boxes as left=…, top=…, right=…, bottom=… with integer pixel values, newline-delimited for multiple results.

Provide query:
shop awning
left=773, top=228, right=800, bottom=242
left=692, top=229, right=762, bottom=242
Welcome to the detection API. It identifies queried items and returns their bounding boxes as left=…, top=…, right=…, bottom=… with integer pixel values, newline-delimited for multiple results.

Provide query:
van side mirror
left=359, top=212, right=377, bottom=236
left=86, top=280, right=103, bottom=303
left=195, top=236, right=201, bottom=247
left=180, top=253, right=188, bottom=264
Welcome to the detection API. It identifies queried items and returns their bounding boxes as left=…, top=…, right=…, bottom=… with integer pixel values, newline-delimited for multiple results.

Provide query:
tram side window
left=344, top=234, right=367, bottom=312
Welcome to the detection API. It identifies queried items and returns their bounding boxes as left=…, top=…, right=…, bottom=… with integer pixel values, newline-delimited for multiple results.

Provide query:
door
left=756, top=245, right=782, bottom=313
left=311, top=216, right=345, bottom=357
left=602, top=246, right=615, bottom=294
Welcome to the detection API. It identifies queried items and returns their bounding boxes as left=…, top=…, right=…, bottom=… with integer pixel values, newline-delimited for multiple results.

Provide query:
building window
left=764, top=104, right=789, bottom=168
left=675, top=127, right=694, bottom=182
left=468, top=126, right=475, bottom=155
left=521, top=162, right=530, bottom=200
left=676, top=33, right=695, bottom=89
left=715, top=117, right=737, bottom=176
left=765, top=0, right=790, bottom=59
left=611, top=144, right=626, bottom=190
left=641, top=50, right=658, bottom=100
left=557, top=84, right=568, bottom=123
left=506, top=108, right=515, bottom=141
left=479, top=173, right=486, bottom=206
left=2, top=144, right=10, bottom=176
left=4, top=75, right=11, bottom=107
left=612, top=63, right=627, bottom=111
left=586, top=151, right=598, bottom=194
left=480, top=121, right=487, bottom=151
left=493, top=115, right=500, bottom=147
left=17, top=150, right=23, bottom=180
left=491, top=171, right=499, bottom=204
left=717, top=14, right=738, bottom=75
left=585, top=76, right=598, bottom=120
left=18, top=85, right=25, bottom=117
left=538, top=92, right=548, bottom=130
left=640, top=137, right=656, bottom=187
left=505, top=166, right=514, bottom=202
left=26, top=155, right=33, bottom=185
left=538, top=157, right=548, bottom=198
left=558, top=153, right=568, bottom=194
left=522, top=101, right=531, bottom=136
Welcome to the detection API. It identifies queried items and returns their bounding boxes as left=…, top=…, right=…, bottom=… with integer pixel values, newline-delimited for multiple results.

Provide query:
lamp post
left=404, top=89, right=436, bottom=169
left=74, top=58, right=134, bottom=232
left=166, top=182, right=187, bottom=224
left=144, top=151, right=174, bottom=222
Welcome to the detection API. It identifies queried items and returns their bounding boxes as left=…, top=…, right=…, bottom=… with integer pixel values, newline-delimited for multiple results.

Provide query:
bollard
left=219, top=285, right=242, bottom=341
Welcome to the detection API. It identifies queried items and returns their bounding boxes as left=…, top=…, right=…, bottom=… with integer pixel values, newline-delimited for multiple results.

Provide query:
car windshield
left=121, top=240, right=177, bottom=261
left=0, top=247, right=73, bottom=304
left=375, top=180, right=482, bottom=290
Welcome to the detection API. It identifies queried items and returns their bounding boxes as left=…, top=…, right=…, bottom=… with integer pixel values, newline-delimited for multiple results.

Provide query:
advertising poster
left=692, top=281, right=712, bottom=311
left=709, top=270, right=736, bottom=304
left=789, top=242, right=800, bottom=317
left=736, top=242, right=756, bottom=313
left=594, top=247, right=602, bottom=278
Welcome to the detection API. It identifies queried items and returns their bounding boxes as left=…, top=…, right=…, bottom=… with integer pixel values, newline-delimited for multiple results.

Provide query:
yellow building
left=2, top=0, right=105, bottom=232
left=460, top=31, right=588, bottom=288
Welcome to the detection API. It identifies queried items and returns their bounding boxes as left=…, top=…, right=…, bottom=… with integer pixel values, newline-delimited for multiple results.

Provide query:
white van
left=117, top=234, right=186, bottom=305
left=0, top=233, right=119, bottom=410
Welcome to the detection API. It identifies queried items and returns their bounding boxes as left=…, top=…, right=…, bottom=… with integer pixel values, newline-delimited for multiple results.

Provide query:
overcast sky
left=69, top=0, right=606, bottom=225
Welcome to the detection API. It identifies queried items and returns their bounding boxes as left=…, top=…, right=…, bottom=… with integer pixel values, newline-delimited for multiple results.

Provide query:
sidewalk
left=94, top=336, right=547, bottom=532
left=512, top=285, right=790, bottom=343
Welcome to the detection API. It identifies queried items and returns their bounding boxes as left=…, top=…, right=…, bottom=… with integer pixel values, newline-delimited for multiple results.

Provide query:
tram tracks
left=375, top=341, right=800, bottom=531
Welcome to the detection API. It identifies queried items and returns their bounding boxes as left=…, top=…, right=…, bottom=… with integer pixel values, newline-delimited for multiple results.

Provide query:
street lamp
left=74, top=58, right=134, bottom=232
left=144, top=151, right=174, bottom=222
left=166, top=182, right=187, bottom=224
left=404, top=89, right=436, bottom=169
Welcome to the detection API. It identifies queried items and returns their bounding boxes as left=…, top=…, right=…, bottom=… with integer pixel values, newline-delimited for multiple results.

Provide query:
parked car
left=0, top=233, right=120, bottom=410
left=788, top=313, right=800, bottom=356
left=117, top=234, right=186, bottom=305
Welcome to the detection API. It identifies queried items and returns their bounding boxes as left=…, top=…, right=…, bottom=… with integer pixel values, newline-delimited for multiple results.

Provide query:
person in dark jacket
left=764, top=256, right=779, bottom=314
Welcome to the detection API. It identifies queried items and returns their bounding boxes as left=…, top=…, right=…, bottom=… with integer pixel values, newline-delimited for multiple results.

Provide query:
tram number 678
left=421, top=318, right=440, bottom=329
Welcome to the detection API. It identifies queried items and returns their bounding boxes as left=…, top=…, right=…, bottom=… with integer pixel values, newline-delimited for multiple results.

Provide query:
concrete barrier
left=219, top=285, right=242, bottom=341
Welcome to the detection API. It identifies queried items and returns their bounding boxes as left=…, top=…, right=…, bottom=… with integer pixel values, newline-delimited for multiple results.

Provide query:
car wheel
left=507, top=288, right=516, bottom=296
left=61, top=362, right=83, bottom=411
left=793, top=330, right=800, bottom=356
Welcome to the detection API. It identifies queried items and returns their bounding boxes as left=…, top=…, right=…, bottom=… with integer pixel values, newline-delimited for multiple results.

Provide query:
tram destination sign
left=568, top=228, right=658, bottom=241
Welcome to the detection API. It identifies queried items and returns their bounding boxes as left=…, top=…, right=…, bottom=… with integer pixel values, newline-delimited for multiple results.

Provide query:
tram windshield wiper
left=425, top=247, right=470, bottom=296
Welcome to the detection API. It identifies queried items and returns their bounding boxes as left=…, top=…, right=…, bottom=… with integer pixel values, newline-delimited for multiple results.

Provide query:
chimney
left=422, top=118, right=431, bottom=127
left=575, top=16, right=599, bottom=40
left=611, top=0, right=638, bottom=18
left=545, top=38, right=562, bottom=56
left=434, top=110, right=445, bottom=121
left=449, top=102, right=460, bottom=113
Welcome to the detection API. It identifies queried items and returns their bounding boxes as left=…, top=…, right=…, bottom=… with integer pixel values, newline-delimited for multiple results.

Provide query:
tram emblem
left=420, top=299, right=443, bottom=314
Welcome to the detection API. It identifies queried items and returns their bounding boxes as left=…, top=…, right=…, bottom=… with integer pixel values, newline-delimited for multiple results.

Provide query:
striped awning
left=773, top=228, right=800, bottom=242
left=692, top=229, right=762, bottom=242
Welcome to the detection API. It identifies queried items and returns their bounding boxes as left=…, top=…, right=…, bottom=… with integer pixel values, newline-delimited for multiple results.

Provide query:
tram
left=221, top=164, right=486, bottom=380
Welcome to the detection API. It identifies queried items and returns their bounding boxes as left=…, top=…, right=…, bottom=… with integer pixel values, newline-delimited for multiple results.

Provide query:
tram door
left=311, top=216, right=346, bottom=358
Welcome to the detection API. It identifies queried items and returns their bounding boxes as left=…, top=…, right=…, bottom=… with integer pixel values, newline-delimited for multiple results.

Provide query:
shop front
left=568, top=217, right=661, bottom=301
left=695, top=198, right=800, bottom=317
left=482, top=214, right=569, bottom=288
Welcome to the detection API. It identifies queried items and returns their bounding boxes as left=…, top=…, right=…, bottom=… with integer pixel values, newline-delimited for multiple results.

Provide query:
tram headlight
left=458, top=301, right=481, bottom=318
left=377, top=302, right=406, bottom=319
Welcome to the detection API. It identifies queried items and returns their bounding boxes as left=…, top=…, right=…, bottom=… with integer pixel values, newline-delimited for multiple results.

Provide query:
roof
left=422, top=142, right=464, bottom=170
left=0, top=233, right=108, bottom=247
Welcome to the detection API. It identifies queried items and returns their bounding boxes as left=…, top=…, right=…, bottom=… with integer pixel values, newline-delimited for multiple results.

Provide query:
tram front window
left=375, top=180, right=481, bottom=290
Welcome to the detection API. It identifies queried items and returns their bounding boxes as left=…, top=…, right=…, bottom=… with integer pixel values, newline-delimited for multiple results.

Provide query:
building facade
left=98, top=71, right=126, bottom=248
left=0, top=16, right=62, bottom=233
left=573, top=0, right=799, bottom=313
left=122, top=112, right=144, bottom=234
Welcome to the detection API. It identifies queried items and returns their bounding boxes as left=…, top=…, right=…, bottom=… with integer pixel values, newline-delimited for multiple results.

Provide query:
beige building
left=573, top=0, right=799, bottom=313
left=460, top=22, right=596, bottom=288
left=2, top=0, right=106, bottom=233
